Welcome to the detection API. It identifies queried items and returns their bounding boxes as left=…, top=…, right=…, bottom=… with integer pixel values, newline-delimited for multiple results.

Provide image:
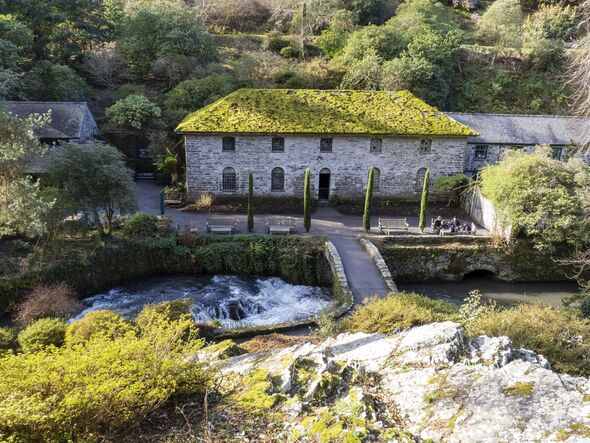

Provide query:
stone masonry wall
left=185, top=135, right=469, bottom=199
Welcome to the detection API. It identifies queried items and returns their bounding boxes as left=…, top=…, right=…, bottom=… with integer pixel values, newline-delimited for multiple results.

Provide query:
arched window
left=415, top=167, right=427, bottom=191
left=373, top=167, right=381, bottom=191
left=271, top=167, right=285, bottom=191
left=222, top=167, right=237, bottom=191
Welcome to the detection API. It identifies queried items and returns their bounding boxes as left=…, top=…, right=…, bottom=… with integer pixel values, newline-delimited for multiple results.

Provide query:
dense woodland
left=0, top=0, right=584, bottom=158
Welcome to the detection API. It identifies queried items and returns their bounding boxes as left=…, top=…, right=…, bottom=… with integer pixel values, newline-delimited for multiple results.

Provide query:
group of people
left=431, top=216, right=473, bottom=235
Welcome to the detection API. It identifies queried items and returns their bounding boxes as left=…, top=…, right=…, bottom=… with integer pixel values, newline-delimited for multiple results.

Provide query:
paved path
left=137, top=180, right=391, bottom=302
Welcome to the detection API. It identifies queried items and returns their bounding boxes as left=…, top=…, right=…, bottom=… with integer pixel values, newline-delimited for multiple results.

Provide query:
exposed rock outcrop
left=208, top=322, right=590, bottom=442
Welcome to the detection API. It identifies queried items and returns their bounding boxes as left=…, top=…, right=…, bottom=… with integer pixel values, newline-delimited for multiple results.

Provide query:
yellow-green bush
left=17, top=318, right=67, bottom=353
left=343, top=292, right=457, bottom=334
left=465, top=303, right=590, bottom=376
left=0, top=327, right=13, bottom=353
left=0, top=312, right=207, bottom=442
left=135, top=298, right=193, bottom=327
left=66, top=310, right=132, bottom=346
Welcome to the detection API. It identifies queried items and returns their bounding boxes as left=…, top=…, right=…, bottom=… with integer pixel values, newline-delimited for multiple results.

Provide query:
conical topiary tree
left=247, top=173, right=254, bottom=232
left=419, top=168, right=430, bottom=232
left=304, top=167, right=311, bottom=233
left=363, top=167, right=374, bottom=232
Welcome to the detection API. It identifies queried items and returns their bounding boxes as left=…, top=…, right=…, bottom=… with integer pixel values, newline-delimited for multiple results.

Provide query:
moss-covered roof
left=176, top=89, right=478, bottom=136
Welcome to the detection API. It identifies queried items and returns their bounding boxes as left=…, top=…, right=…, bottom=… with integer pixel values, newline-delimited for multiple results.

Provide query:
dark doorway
left=319, top=168, right=331, bottom=200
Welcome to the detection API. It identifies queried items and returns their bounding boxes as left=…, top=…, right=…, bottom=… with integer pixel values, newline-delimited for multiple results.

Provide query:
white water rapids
left=71, top=275, right=331, bottom=329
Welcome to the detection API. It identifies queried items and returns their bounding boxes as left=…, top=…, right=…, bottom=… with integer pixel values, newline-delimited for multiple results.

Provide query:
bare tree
left=83, top=46, right=125, bottom=89
left=569, top=0, right=590, bottom=144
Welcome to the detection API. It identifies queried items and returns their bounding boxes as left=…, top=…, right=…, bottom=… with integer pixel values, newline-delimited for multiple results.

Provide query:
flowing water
left=72, top=275, right=332, bottom=329
left=398, top=277, right=579, bottom=307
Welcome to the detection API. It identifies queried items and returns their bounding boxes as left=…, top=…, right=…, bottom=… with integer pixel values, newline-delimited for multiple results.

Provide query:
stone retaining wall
left=358, top=236, right=398, bottom=293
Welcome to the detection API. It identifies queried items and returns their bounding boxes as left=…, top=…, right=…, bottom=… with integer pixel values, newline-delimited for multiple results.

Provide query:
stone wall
left=462, top=187, right=512, bottom=240
left=372, top=237, right=570, bottom=282
left=185, top=134, right=469, bottom=199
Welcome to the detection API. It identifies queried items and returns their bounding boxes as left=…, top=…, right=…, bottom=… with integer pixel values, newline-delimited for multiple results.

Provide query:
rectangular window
left=419, top=139, right=432, bottom=154
left=320, top=138, right=333, bottom=152
left=474, top=145, right=488, bottom=160
left=370, top=138, right=382, bottom=153
left=222, top=136, right=235, bottom=151
left=552, top=146, right=563, bottom=160
left=271, top=136, right=285, bottom=152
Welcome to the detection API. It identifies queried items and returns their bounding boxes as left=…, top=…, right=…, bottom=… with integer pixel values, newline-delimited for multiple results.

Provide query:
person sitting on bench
left=432, top=216, right=443, bottom=234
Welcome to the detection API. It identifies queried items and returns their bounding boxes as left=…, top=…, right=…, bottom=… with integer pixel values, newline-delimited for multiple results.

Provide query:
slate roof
left=2, top=101, right=96, bottom=140
left=176, top=89, right=477, bottom=136
left=446, top=112, right=589, bottom=146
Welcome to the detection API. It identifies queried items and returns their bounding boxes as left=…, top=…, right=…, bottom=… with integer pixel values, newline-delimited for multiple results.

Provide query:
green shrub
left=280, top=46, right=300, bottom=59
left=120, top=212, right=159, bottom=236
left=66, top=310, right=132, bottom=346
left=18, top=318, right=67, bottom=353
left=0, top=328, right=14, bottom=353
left=0, top=312, right=207, bottom=441
left=465, top=303, right=590, bottom=376
left=343, top=292, right=457, bottom=334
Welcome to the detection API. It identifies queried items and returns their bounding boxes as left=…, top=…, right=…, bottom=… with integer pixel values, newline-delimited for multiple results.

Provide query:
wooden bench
left=164, top=191, right=183, bottom=207
left=378, top=218, right=409, bottom=235
left=207, top=217, right=237, bottom=234
left=266, top=217, right=296, bottom=235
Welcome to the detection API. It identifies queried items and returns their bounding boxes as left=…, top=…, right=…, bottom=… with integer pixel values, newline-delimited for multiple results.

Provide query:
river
left=398, top=276, right=579, bottom=307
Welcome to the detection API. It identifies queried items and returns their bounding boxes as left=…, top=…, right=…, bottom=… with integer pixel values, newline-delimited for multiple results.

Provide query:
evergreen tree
left=419, top=168, right=430, bottom=232
left=304, top=167, right=311, bottom=233
left=363, top=167, right=374, bottom=232
left=247, top=173, right=254, bottom=232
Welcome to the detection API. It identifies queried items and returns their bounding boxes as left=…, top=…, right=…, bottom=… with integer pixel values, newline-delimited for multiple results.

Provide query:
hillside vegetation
left=0, top=0, right=582, bottom=160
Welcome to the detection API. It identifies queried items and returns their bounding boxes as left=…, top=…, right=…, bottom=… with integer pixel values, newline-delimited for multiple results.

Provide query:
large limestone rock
left=210, top=322, right=590, bottom=442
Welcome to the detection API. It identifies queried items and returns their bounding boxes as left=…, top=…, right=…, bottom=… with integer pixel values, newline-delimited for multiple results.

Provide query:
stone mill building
left=176, top=89, right=587, bottom=200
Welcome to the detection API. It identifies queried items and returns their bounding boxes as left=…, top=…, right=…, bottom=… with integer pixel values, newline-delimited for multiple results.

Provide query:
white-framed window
left=415, top=167, right=427, bottom=191
left=370, top=138, right=382, bottom=153
left=222, top=167, right=237, bottom=191
left=271, top=167, right=285, bottom=191
left=474, top=145, right=488, bottom=159
left=419, top=139, right=432, bottom=154
left=222, top=136, right=235, bottom=151
left=373, top=167, right=381, bottom=191
left=271, top=136, right=284, bottom=152
left=320, top=138, right=333, bottom=152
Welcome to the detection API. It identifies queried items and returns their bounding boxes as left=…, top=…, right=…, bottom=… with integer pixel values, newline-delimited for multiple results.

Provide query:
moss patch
left=555, top=423, right=590, bottom=440
left=233, top=369, right=279, bottom=411
left=176, top=89, right=477, bottom=136
left=502, top=382, right=534, bottom=397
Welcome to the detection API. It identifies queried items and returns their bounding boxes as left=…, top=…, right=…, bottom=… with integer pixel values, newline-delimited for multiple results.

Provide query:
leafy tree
left=155, top=148, right=179, bottom=184
left=106, top=94, right=162, bottom=130
left=0, top=18, right=33, bottom=69
left=117, top=7, right=216, bottom=80
left=363, top=167, right=374, bottom=232
left=346, top=0, right=397, bottom=25
left=304, top=167, right=311, bottom=233
left=419, top=168, right=430, bottom=232
left=233, top=50, right=284, bottom=87
left=317, top=9, right=358, bottom=59
left=0, top=110, right=54, bottom=238
left=22, top=61, right=89, bottom=101
left=208, top=0, right=271, bottom=32
left=340, top=24, right=404, bottom=64
left=48, top=142, right=137, bottom=237
left=387, top=0, right=459, bottom=42
left=247, top=173, right=254, bottom=232
left=340, top=49, right=383, bottom=89
left=5, top=0, right=111, bottom=62
left=479, top=146, right=590, bottom=250
left=475, top=0, right=523, bottom=48
left=164, top=73, right=235, bottom=123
